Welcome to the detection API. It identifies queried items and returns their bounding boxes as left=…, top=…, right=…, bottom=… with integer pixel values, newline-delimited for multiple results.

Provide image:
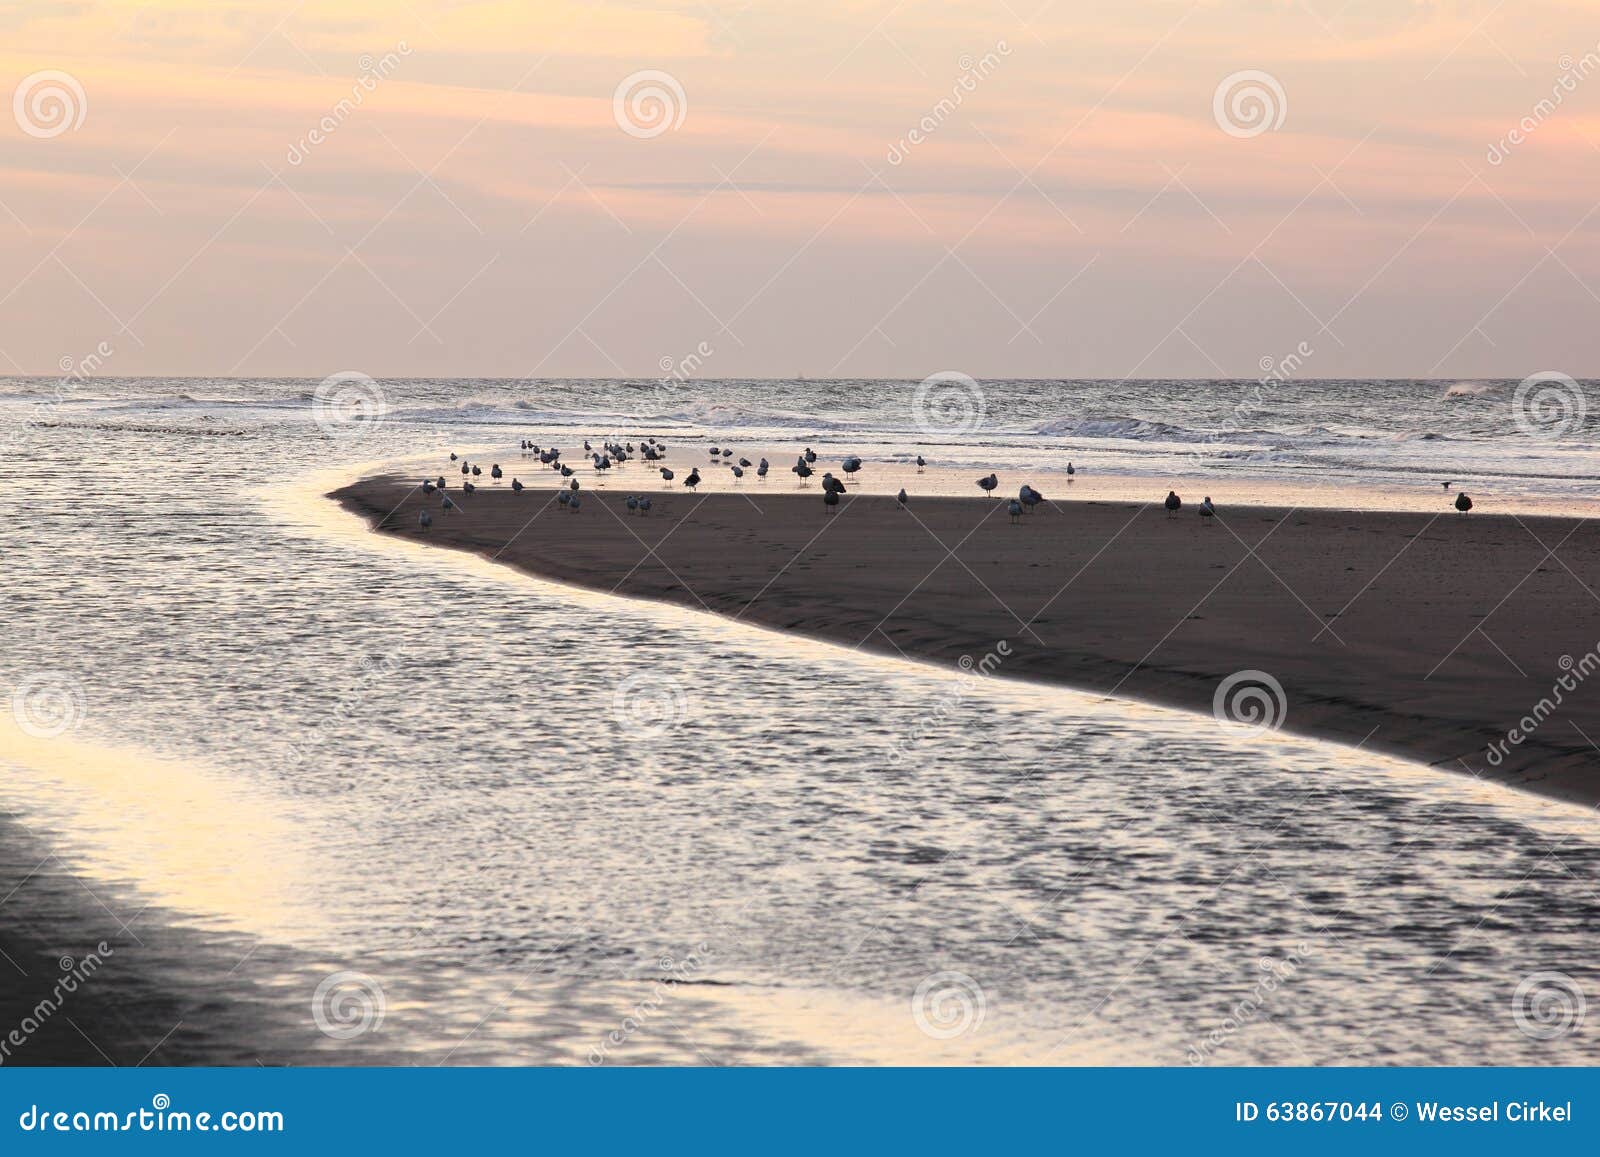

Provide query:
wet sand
left=336, top=475, right=1600, bottom=809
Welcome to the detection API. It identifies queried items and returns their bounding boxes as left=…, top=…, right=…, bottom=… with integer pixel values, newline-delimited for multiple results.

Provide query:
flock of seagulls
left=412, top=437, right=1482, bottom=536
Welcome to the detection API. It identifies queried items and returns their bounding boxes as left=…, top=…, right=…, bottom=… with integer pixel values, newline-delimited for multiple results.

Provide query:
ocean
left=0, top=375, right=1596, bottom=1065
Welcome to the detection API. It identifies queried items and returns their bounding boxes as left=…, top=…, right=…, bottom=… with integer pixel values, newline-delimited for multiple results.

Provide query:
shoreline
left=334, top=474, right=1600, bottom=810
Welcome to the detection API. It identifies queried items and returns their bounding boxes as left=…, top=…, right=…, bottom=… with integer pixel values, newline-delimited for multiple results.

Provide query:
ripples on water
left=0, top=382, right=1596, bottom=1065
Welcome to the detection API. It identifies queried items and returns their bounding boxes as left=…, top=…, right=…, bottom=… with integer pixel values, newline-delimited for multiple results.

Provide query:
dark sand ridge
left=336, top=476, right=1600, bottom=810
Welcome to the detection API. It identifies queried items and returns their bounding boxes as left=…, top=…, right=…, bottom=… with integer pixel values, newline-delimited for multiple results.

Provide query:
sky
left=2, top=0, right=1600, bottom=381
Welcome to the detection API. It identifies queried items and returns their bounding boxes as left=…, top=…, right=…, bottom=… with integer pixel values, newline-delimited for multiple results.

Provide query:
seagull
left=1019, top=484, right=1042, bottom=513
left=685, top=468, right=701, bottom=491
left=570, top=494, right=581, bottom=513
left=422, top=479, right=435, bottom=494
left=558, top=490, right=570, bottom=507
left=1442, top=481, right=1453, bottom=490
left=442, top=495, right=458, bottom=513
left=916, top=455, right=926, bottom=472
left=450, top=452, right=458, bottom=461
left=1455, top=492, right=1473, bottom=514
left=1008, top=499, right=1023, bottom=524
left=757, top=459, right=769, bottom=479
left=472, top=465, right=482, bottom=479
left=512, top=477, right=524, bottom=492
left=570, top=478, right=580, bottom=492
left=793, top=458, right=813, bottom=484
left=1164, top=490, right=1182, bottom=517
left=626, top=496, right=639, bottom=515
left=804, top=447, right=817, bottom=463
left=842, top=456, right=862, bottom=477
left=436, top=476, right=447, bottom=490
left=722, top=449, right=732, bottom=458
left=822, top=473, right=846, bottom=495
left=419, top=509, right=432, bottom=529
left=978, top=473, right=998, bottom=498
left=739, top=458, right=751, bottom=468
left=897, top=488, right=908, bottom=507
left=1199, top=496, right=1215, bottom=523
left=731, top=465, right=744, bottom=480
left=1066, top=462, right=1076, bottom=481
left=491, top=464, right=502, bottom=481
left=461, top=463, right=470, bottom=475
left=660, top=467, right=675, bottom=484
left=639, top=497, right=652, bottom=516
left=824, top=488, right=840, bottom=513
left=463, top=480, right=476, bottom=495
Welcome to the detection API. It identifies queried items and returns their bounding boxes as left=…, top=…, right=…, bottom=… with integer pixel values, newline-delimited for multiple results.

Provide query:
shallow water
left=0, top=379, right=1596, bottom=1065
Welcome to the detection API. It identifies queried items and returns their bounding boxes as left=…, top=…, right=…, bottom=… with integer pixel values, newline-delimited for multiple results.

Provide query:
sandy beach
left=337, top=475, right=1600, bottom=809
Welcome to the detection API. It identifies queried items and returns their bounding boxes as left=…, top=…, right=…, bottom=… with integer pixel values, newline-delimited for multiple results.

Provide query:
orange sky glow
left=2, top=0, right=1599, bottom=379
